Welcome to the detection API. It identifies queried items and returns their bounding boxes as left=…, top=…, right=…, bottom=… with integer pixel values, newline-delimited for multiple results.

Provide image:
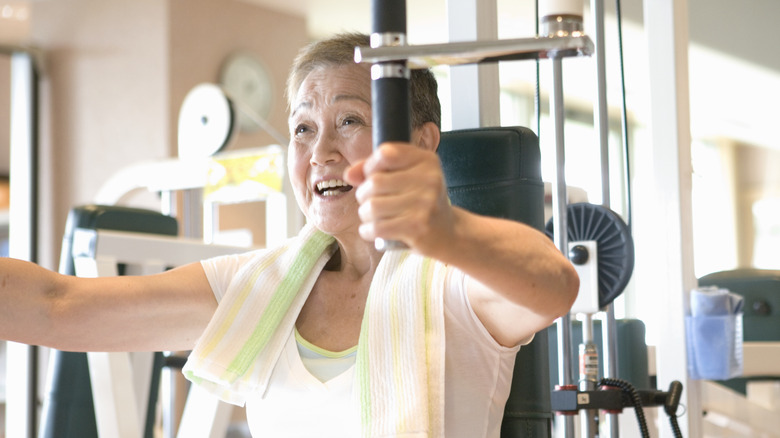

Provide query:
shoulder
left=200, top=248, right=269, bottom=302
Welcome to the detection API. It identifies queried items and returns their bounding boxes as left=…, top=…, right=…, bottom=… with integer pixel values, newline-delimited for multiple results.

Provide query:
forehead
left=291, top=64, right=371, bottom=112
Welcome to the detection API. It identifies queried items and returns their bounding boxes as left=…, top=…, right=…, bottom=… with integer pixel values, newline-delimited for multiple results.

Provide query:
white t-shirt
left=201, top=251, right=521, bottom=438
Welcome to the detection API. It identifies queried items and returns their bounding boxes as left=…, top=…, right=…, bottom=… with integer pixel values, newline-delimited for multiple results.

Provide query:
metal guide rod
left=550, top=56, right=576, bottom=438
left=550, top=56, right=571, bottom=386
left=370, top=0, right=411, bottom=251
left=592, top=0, right=619, bottom=380
left=593, top=0, right=610, bottom=209
left=603, top=305, right=621, bottom=436
left=580, top=314, right=599, bottom=438
left=540, top=10, right=587, bottom=438
left=590, top=0, right=620, bottom=433
left=587, top=0, right=617, bottom=435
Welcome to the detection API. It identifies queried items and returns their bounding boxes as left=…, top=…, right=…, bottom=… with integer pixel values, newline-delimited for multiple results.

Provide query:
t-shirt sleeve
left=443, top=267, right=525, bottom=353
left=200, top=250, right=260, bottom=302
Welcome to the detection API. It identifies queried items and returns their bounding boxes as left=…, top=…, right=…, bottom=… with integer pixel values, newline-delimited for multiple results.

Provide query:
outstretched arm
left=433, top=209, right=578, bottom=347
left=0, top=258, right=216, bottom=352
left=344, top=136, right=579, bottom=347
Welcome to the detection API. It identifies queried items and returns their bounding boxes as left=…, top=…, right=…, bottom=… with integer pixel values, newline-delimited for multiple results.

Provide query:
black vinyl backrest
left=437, top=126, right=552, bottom=438
left=438, top=126, right=544, bottom=229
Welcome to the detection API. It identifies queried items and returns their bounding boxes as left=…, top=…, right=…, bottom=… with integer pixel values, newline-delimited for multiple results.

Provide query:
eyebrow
left=290, top=101, right=310, bottom=118
left=290, top=93, right=371, bottom=118
left=334, top=94, right=370, bottom=106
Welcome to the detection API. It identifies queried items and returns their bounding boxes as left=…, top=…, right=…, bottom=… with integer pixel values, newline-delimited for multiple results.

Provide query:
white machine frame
left=71, top=228, right=243, bottom=438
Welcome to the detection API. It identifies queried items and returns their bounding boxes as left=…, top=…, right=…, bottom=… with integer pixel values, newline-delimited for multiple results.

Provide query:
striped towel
left=183, top=224, right=447, bottom=437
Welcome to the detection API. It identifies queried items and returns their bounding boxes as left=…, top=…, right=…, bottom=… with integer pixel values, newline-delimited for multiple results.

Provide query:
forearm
left=427, top=207, right=579, bottom=319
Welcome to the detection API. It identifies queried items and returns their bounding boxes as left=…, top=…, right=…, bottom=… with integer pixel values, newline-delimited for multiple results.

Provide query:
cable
left=669, top=415, right=683, bottom=438
left=664, top=380, right=684, bottom=438
left=601, top=378, right=686, bottom=438
left=599, top=377, right=650, bottom=438
left=614, top=0, right=633, bottom=232
left=534, top=0, right=542, bottom=138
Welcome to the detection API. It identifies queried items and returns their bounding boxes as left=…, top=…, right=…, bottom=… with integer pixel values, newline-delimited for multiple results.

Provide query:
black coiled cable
left=668, top=413, right=683, bottom=438
left=664, top=380, right=685, bottom=438
left=599, top=377, right=650, bottom=438
left=600, top=377, right=685, bottom=438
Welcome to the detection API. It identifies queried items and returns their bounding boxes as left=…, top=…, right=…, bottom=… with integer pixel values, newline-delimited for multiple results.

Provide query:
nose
left=310, top=131, right=341, bottom=166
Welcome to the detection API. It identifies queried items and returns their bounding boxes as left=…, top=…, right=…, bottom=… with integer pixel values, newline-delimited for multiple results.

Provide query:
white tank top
left=244, top=330, right=361, bottom=437
left=201, top=252, right=522, bottom=438
left=294, top=327, right=357, bottom=382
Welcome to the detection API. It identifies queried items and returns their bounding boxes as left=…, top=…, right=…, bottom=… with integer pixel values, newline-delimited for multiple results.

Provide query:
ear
left=411, top=122, right=441, bottom=153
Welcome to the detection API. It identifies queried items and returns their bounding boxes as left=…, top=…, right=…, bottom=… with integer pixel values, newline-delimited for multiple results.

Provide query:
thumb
left=343, top=159, right=367, bottom=187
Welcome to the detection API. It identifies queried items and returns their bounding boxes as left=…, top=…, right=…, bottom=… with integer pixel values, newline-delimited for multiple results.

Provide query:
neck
left=326, top=236, right=383, bottom=280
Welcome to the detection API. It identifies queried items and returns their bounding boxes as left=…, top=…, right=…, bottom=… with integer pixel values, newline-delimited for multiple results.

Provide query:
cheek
left=287, top=149, right=309, bottom=191
left=345, top=130, right=374, bottom=161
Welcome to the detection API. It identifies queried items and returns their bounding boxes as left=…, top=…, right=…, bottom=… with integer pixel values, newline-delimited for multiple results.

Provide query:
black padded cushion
left=438, top=126, right=544, bottom=230
left=436, top=126, right=550, bottom=437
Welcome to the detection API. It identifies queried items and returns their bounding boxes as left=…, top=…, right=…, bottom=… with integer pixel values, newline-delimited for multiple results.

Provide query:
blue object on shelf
left=685, top=286, right=744, bottom=380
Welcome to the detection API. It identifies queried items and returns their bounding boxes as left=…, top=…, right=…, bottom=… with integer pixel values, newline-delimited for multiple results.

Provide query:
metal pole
left=159, top=188, right=203, bottom=438
left=7, top=49, right=39, bottom=438
left=592, top=0, right=610, bottom=209
left=550, top=56, right=575, bottom=438
left=591, top=0, right=621, bottom=434
left=580, top=314, right=599, bottom=438
left=603, top=305, right=620, bottom=437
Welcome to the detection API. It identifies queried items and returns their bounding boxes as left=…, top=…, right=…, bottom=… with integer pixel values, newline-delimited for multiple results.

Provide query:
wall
left=169, top=0, right=305, bottom=155
left=30, top=0, right=169, bottom=269
left=1, top=1, right=307, bottom=434
left=27, top=0, right=307, bottom=269
left=167, top=0, right=309, bottom=246
left=0, top=55, right=8, bottom=176
left=734, top=143, right=780, bottom=267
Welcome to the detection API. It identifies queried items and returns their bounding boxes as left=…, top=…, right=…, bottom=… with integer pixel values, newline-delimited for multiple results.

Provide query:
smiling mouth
left=316, top=179, right=353, bottom=197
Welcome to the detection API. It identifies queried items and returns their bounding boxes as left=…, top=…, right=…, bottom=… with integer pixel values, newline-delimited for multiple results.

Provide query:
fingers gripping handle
left=371, top=0, right=411, bottom=251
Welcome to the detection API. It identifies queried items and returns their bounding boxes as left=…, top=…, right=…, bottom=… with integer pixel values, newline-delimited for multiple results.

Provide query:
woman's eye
left=294, top=124, right=309, bottom=135
left=342, top=116, right=362, bottom=126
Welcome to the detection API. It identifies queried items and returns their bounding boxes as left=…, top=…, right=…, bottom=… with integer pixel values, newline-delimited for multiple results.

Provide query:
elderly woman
left=0, top=33, right=577, bottom=437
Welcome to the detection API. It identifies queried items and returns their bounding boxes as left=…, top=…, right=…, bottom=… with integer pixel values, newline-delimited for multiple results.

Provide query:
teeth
left=317, top=179, right=347, bottom=190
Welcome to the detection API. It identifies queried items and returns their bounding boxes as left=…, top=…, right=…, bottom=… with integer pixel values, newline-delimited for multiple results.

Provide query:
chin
left=306, top=205, right=359, bottom=233
left=308, top=218, right=359, bottom=239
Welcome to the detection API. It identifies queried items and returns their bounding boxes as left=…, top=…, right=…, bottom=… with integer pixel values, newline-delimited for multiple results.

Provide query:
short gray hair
left=286, top=32, right=441, bottom=130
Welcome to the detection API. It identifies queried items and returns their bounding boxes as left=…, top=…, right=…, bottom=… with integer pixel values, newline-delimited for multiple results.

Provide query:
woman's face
left=287, top=64, right=373, bottom=237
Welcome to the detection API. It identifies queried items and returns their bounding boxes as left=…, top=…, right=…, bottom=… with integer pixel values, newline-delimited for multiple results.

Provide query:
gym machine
left=360, top=0, right=685, bottom=437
